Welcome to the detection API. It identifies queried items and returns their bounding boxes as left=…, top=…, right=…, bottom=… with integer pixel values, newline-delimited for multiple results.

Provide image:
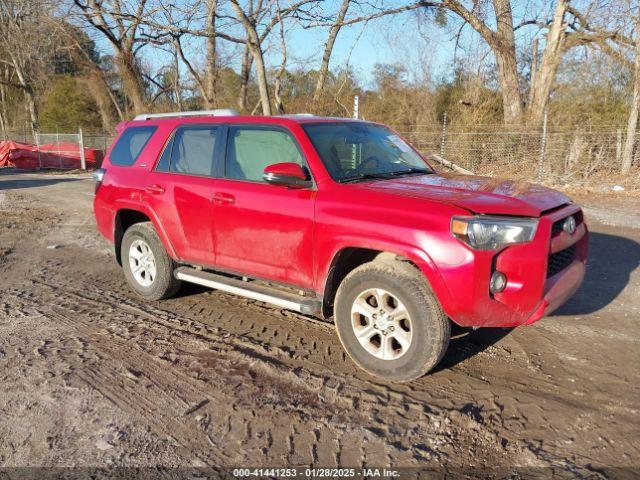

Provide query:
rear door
left=143, top=124, right=222, bottom=265
left=211, top=125, right=316, bottom=289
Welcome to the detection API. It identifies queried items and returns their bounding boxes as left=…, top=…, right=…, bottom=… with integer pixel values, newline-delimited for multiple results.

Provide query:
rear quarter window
left=109, top=126, right=157, bottom=166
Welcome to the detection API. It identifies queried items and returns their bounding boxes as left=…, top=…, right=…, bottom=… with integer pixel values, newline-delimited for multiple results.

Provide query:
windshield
left=303, top=122, right=432, bottom=182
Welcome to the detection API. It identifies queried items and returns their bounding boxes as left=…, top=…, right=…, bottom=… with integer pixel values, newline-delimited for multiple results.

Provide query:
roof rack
left=133, top=109, right=239, bottom=121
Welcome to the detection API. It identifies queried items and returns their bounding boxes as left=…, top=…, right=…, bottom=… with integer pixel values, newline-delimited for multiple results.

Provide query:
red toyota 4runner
left=93, top=110, right=588, bottom=381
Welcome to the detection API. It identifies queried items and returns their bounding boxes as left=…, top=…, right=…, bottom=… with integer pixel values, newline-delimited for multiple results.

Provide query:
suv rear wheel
left=334, top=259, right=450, bottom=382
left=121, top=222, right=181, bottom=300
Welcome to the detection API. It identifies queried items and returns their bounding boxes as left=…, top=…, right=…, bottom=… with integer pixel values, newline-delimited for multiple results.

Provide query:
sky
left=84, top=0, right=559, bottom=91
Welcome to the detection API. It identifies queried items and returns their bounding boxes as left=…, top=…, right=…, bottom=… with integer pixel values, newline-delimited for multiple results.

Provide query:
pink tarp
left=0, top=140, right=102, bottom=169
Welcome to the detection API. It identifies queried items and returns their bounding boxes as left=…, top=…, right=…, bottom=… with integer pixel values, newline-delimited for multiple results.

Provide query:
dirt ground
left=0, top=170, right=638, bottom=478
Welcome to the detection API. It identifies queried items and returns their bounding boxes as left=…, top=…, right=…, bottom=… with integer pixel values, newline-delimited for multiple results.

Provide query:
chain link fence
left=1, top=129, right=115, bottom=170
left=399, top=121, right=640, bottom=190
left=1, top=122, right=639, bottom=190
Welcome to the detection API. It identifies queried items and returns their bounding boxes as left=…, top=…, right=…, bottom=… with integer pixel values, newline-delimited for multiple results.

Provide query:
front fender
left=317, top=236, right=455, bottom=318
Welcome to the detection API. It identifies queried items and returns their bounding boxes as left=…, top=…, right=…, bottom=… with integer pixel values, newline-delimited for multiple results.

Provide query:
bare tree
left=238, top=45, right=254, bottom=111
left=204, top=0, right=219, bottom=107
left=72, top=0, right=150, bottom=115
left=171, top=0, right=219, bottom=108
left=313, top=0, right=350, bottom=103
left=273, top=0, right=288, bottom=114
left=563, top=0, right=636, bottom=172
left=60, top=25, right=124, bottom=129
left=0, top=0, right=48, bottom=134
left=306, top=0, right=530, bottom=123
left=228, top=0, right=273, bottom=115
left=528, top=0, right=570, bottom=126
left=136, top=0, right=315, bottom=115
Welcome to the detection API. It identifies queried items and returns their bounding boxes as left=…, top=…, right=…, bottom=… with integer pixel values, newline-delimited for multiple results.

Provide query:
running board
left=174, top=267, right=321, bottom=315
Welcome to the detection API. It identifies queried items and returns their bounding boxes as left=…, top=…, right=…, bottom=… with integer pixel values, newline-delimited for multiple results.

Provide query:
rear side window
left=110, top=126, right=157, bottom=166
left=169, top=126, right=218, bottom=176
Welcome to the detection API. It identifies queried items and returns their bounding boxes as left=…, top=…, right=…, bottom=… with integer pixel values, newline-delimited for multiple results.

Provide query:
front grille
left=547, top=245, right=576, bottom=278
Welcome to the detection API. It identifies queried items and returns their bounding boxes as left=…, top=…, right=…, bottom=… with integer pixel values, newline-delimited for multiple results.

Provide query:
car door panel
left=212, top=125, right=316, bottom=289
left=213, top=180, right=315, bottom=288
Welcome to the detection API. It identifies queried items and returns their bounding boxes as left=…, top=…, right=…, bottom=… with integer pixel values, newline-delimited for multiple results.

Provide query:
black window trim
left=152, top=124, right=223, bottom=179
left=221, top=123, right=315, bottom=188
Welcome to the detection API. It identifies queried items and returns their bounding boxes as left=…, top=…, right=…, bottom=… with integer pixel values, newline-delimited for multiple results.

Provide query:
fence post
left=78, top=127, right=86, bottom=170
left=35, top=131, right=41, bottom=170
left=56, top=130, right=62, bottom=169
left=616, top=128, right=622, bottom=166
left=537, top=109, right=548, bottom=183
left=440, top=112, right=448, bottom=160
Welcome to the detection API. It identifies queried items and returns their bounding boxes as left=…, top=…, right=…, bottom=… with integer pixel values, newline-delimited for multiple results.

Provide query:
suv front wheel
left=121, top=221, right=181, bottom=300
left=334, top=259, right=450, bottom=382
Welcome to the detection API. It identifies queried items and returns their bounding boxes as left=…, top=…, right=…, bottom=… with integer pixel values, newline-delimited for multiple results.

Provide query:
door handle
left=212, top=192, right=235, bottom=205
left=144, top=184, right=165, bottom=195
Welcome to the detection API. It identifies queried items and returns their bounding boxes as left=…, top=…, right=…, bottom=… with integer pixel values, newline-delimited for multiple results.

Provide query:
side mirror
left=263, top=162, right=312, bottom=188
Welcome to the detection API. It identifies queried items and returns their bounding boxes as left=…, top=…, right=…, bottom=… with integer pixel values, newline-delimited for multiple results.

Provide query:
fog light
left=490, top=271, right=507, bottom=293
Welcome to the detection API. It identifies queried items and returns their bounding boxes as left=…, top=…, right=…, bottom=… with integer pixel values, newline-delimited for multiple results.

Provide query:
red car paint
left=94, top=115, right=588, bottom=327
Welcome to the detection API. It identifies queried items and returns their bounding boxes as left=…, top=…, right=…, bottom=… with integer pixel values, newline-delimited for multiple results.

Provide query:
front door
left=211, top=125, right=316, bottom=289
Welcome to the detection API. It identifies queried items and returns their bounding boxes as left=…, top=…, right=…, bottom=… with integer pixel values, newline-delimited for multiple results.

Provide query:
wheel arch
left=320, top=243, right=451, bottom=319
left=114, top=207, right=177, bottom=265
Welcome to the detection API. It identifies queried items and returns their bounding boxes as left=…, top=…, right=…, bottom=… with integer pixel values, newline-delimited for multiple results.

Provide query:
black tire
left=121, top=221, right=181, bottom=301
left=334, top=259, right=450, bottom=382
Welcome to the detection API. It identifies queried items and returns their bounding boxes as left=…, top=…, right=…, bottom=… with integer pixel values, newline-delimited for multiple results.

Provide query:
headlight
left=451, top=216, right=538, bottom=250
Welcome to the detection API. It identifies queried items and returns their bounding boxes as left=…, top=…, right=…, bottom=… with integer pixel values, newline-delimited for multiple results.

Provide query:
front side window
left=225, top=126, right=305, bottom=182
left=303, top=122, right=432, bottom=182
left=110, top=126, right=157, bottom=166
left=168, top=126, right=218, bottom=176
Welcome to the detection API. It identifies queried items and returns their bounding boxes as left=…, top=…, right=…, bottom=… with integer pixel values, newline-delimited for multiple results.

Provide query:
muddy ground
left=0, top=170, right=638, bottom=478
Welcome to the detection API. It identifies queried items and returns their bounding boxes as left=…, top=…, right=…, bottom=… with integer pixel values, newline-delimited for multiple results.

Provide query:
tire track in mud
left=4, top=276, right=494, bottom=467
left=3, top=187, right=632, bottom=473
left=24, top=263, right=633, bottom=473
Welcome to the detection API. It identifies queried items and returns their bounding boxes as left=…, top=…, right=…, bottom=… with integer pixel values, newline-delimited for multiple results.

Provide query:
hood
left=361, top=173, right=570, bottom=217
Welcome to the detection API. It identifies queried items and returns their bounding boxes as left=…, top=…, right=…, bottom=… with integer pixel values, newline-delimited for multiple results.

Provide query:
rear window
left=109, top=126, right=157, bottom=166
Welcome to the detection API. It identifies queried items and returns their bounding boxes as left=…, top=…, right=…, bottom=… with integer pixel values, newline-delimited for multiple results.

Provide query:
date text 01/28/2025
left=232, top=468, right=400, bottom=477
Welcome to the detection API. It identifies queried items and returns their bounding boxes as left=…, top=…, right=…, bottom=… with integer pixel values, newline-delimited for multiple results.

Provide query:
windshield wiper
left=338, top=172, right=397, bottom=183
left=338, top=168, right=433, bottom=184
left=385, top=167, right=433, bottom=177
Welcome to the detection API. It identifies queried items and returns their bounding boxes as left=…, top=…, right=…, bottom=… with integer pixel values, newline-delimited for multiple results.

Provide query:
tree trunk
left=229, top=0, right=272, bottom=115
left=8, top=53, right=38, bottom=134
left=313, top=0, right=350, bottom=103
left=491, top=0, right=523, bottom=124
left=23, top=89, right=38, bottom=136
left=204, top=0, right=218, bottom=108
left=84, top=71, right=117, bottom=131
left=118, top=49, right=146, bottom=115
left=173, top=51, right=183, bottom=111
left=528, top=37, right=539, bottom=107
left=238, top=46, right=252, bottom=112
left=0, top=108, right=6, bottom=140
left=249, top=42, right=272, bottom=115
left=0, top=73, right=8, bottom=139
left=527, top=0, right=569, bottom=126
left=621, top=18, right=640, bottom=174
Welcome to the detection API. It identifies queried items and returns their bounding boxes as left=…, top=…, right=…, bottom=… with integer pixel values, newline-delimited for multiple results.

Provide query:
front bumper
left=437, top=204, right=588, bottom=328
left=523, top=258, right=586, bottom=325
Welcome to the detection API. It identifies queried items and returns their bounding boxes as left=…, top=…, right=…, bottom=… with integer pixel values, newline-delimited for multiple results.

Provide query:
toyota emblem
left=563, top=216, right=576, bottom=234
